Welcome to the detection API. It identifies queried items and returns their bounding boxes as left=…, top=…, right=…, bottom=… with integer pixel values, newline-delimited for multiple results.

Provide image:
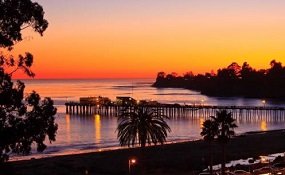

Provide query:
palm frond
left=117, top=106, right=171, bottom=148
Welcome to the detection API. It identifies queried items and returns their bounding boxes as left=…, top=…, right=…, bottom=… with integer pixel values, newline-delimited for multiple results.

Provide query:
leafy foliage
left=214, top=110, right=237, bottom=144
left=0, top=0, right=48, bottom=49
left=201, top=118, right=219, bottom=175
left=117, top=107, right=171, bottom=148
left=201, top=119, right=219, bottom=143
left=0, top=59, right=58, bottom=162
left=0, top=90, right=57, bottom=162
left=201, top=110, right=237, bottom=175
left=0, top=0, right=57, bottom=162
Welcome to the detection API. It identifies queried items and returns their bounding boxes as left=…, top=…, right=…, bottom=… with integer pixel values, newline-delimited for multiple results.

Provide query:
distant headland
left=153, top=60, right=285, bottom=99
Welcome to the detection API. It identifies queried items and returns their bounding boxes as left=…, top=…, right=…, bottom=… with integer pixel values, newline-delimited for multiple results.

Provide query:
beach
left=3, top=129, right=285, bottom=175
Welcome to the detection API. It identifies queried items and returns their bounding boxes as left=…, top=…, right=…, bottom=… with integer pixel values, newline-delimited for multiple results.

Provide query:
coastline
left=3, top=129, right=285, bottom=175
left=9, top=137, right=201, bottom=162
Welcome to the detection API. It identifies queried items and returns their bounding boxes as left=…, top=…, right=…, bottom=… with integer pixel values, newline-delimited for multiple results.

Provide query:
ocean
left=11, top=78, right=285, bottom=160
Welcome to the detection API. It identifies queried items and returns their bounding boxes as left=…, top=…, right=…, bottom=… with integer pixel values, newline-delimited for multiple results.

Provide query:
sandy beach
left=1, top=129, right=284, bottom=175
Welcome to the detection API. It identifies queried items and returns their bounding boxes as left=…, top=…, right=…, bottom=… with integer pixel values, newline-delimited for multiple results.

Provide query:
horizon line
left=13, top=77, right=156, bottom=80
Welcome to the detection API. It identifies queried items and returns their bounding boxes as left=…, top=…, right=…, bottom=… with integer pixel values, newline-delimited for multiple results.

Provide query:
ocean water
left=11, top=79, right=285, bottom=160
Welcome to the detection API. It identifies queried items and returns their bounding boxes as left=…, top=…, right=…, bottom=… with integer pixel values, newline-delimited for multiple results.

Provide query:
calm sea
left=11, top=79, right=285, bottom=160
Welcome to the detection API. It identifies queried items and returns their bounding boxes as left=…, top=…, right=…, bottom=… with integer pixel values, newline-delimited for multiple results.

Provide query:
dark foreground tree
left=117, top=107, right=171, bottom=148
left=0, top=0, right=57, bottom=162
left=213, top=110, right=237, bottom=175
left=201, top=118, right=219, bottom=175
left=0, top=0, right=48, bottom=49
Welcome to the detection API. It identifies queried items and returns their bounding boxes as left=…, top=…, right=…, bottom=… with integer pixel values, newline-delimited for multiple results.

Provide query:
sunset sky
left=10, top=0, right=285, bottom=79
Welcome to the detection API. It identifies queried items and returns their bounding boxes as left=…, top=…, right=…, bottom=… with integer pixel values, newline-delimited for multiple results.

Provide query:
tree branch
left=8, top=66, right=20, bottom=76
left=20, top=24, right=32, bottom=31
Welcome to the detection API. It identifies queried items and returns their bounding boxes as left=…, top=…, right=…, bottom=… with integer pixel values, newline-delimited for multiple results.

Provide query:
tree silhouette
left=156, top=72, right=166, bottom=80
left=153, top=60, right=285, bottom=98
left=117, top=107, right=171, bottom=148
left=0, top=0, right=48, bottom=49
left=201, top=118, right=219, bottom=175
left=0, top=0, right=57, bottom=162
left=213, top=110, right=237, bottom=175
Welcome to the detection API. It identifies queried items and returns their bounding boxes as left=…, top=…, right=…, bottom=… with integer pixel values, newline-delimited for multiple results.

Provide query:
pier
left=65, top=102, right=285, bottom=119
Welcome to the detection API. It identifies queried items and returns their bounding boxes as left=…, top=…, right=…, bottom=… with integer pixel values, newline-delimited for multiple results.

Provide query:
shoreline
left=9, top=129, right=270, bottom=162
left=4, top=129, right=285, bottom=175
left=9, top=137, right=201, bottom=162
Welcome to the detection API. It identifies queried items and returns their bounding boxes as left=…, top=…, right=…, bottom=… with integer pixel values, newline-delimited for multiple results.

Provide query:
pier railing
left=65, top=102, right=285, bottom=119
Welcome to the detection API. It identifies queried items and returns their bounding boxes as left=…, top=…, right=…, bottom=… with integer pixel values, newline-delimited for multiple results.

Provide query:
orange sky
left=7, top=0, right=285, bottom=79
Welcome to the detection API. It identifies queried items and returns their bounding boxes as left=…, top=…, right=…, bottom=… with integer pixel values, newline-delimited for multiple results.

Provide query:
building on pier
left=116, top=97, right=136, bottom=106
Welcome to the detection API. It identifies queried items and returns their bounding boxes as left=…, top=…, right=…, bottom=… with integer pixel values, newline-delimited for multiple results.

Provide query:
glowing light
left=65, top=114, right=71, bottom=143
left=260, top=156, right=269, bottom=164
left=94, top=114, right=101, bottom=144
left=128, top=158, right=137, bottom=174
left=261, top=120, right=267, bottom=131
left=201, top=99, right=205, bottom=106
left=262, top=100, right=266, bottom=107
left=130, top=159, right=136, bottom=164
left=199, top=117, right=205, bottom=129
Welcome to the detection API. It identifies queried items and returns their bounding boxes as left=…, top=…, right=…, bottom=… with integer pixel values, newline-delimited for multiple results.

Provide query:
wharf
left=65, top=102, right=285, bottom=119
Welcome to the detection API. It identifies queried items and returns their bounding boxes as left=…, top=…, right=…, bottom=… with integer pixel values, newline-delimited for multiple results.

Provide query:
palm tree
left=213, top=110, right=237, bottom=175
left=117, top=106, right=171, bottom=148
left=201, top=118, right=219, bottom=175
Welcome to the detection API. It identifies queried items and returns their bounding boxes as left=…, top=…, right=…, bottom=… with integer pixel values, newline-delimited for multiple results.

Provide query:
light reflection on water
left=10, top=112, right=285, bottom=161
left=94, top=114, right=101, bottom=144
left=261, top=120, right=268, bottom=131
left=65, top=115, right=71, bottom=144
left=48, top=112, right=285, bottom=154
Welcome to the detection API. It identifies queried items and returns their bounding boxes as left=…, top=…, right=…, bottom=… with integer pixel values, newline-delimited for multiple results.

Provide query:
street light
left=128, top=158, right=136, bottom=174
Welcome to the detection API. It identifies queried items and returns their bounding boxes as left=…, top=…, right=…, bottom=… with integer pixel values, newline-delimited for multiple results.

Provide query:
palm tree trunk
left=141, top=139, right=146, bottom=148
left=221, top=143, right=225, bottom=175
left=139, top=146, right=147, bottom=174
left=209, top=142, right=213, bottom=175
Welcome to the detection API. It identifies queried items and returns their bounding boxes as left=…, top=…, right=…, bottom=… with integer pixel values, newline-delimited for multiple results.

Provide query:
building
left=80, top=96, right=111, bottom=105
left=116, top=96, right=136, bottom=106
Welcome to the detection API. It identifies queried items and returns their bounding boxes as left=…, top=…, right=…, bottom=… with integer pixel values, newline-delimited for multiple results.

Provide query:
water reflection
left=65, top=114, right=71, bottom=143
left=199, top=117, right=205, bottom=129
left=59, top=114, right=118, bottom=148
left=54, top=112, right=285, bottom=157
left=260, top=120, right=267, bottom=131
left=94, top=114, right=101, bottom=144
